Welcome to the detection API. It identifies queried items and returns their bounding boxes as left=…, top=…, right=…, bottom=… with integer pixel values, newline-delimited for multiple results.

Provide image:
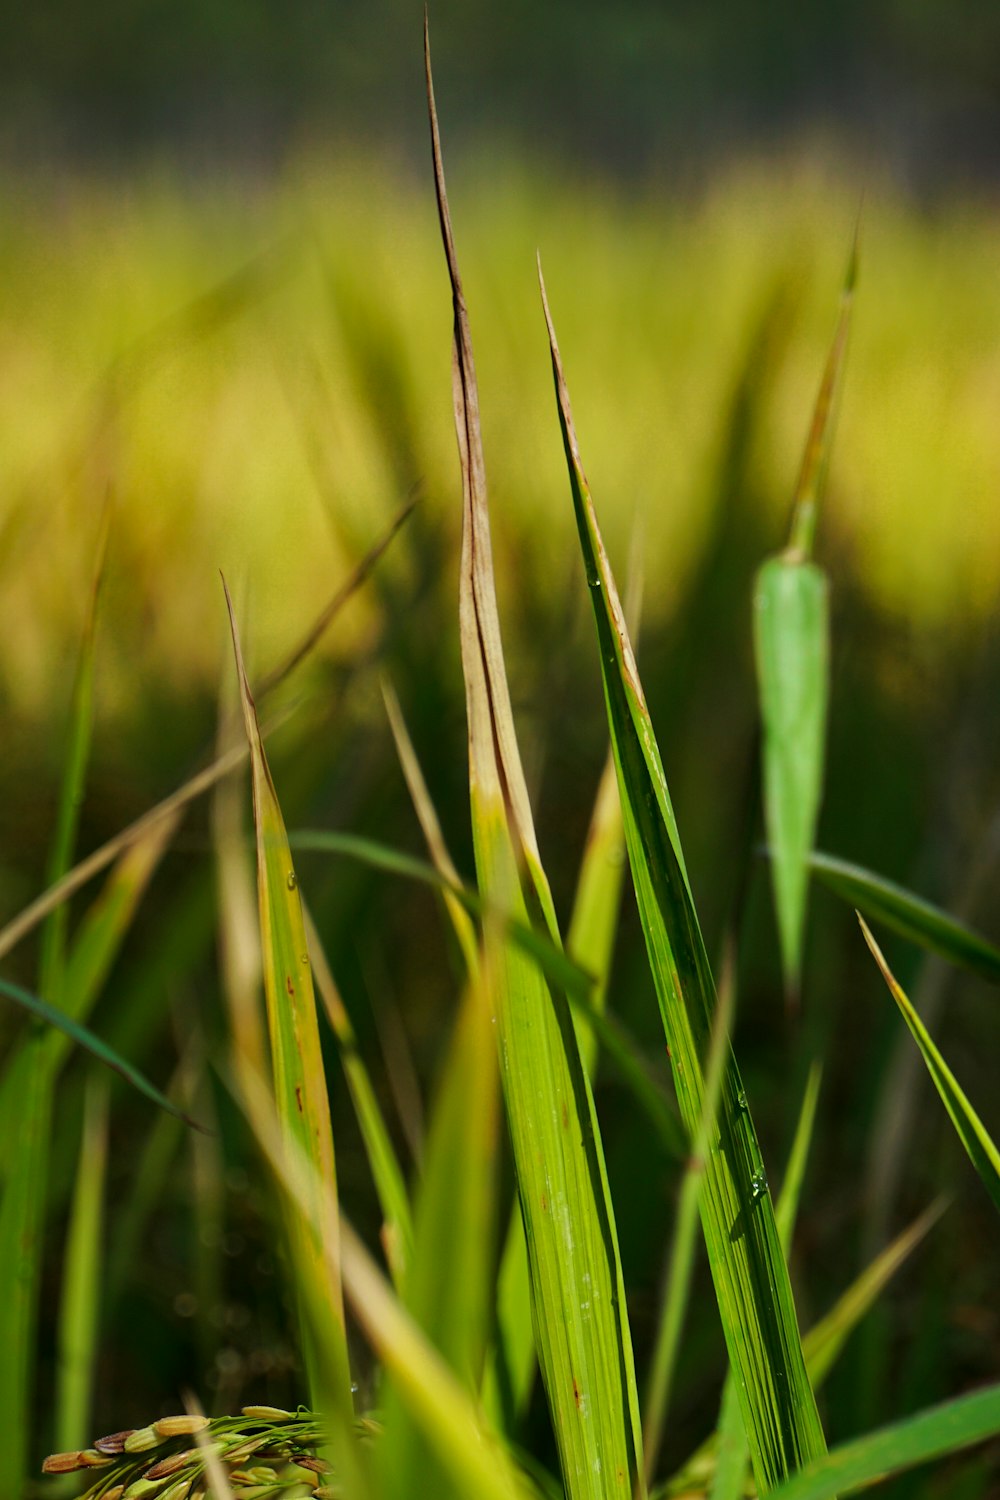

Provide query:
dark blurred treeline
left=4, top=0, right=1000, bottom=186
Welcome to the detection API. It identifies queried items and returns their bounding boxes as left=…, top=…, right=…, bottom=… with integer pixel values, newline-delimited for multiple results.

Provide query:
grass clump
left=2, top=34, right=999, bottom=1500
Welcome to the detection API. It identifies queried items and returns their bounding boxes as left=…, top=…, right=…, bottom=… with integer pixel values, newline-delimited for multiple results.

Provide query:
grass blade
left=0, top=1041, right=50, bottom=1496
left=802, top=1198, right=944, bottom=1386
left=0, top=508, right=109, bottom=1496
left=859, top=916, right=1000, bottom=1213
left=541, top=269, right=827, bottom=1493
left=753, top=244, right=854, bottom=997
left=765, top=1381, right=1000, bottom=1500
left=567, top=752, right=628, bottom=1077
left=809, top=851, right=1000, bottom=984
left=292, top=826, right=685, bottom=1158
left=213, top=654, right=268, bottom=1084
left=107, top=1058, right=192, bottom=1301
left=643, top=944, right=736, bottom=1485
left=382, top=677, right=480, bottom=978
left=667, top=1199, right=942, bottom=1499
left=224, top=579, right=351, bottom=1409
left=55, top=1073, right=109, bottom=1460
left=707, top=1063, right=823, bottom=1500
left=305, top=904, right=415, bottom=1285
left=0, top=495, right=415, bottom=967
left=0, top=819, right=177, bottom=1495
left=774, top=1063, right=823, bottom=1251
left=241, top=1066, right=526, bottom=1500
left=380, top=958, right=499, bottom=1500
left=39, top=500, right=111, bottom=1004
left=428, top=28, right=645, bottom=1496
left=754, top=554, right=828, bottom=999
left=0, top=973, right=202, bottom=1126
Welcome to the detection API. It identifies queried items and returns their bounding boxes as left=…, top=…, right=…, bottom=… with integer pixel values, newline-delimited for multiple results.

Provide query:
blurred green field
left=3, top=154, right=1000, bottom=724
left=3, top=151, right=1000, bottom=1494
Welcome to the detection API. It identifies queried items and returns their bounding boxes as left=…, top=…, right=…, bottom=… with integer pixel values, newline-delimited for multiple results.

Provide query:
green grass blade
left=387, top=656, right=636, bottom=1432
left=0, top=497, right=414, bottom=969
left=707, top=1063, right=823, bottom=1500
left=786, top=234, right=857, bottom=559
left=644, top=946, right=736, bottom=1485
left=668, top=1199, right=941, bottom=1499
left=753, top=246, right=854, bottom=997
left=754, top=555, right=828, bottom=998
left=541, top=270, right=827, bottom=1494
left=224, top=579, right=351, bottom=1409
left=0, top=973, right=202, bottom=1126
left=0, top=509, right=109, bottom=1497
left=305, top=904, right=414, bottom=1286
left=0, top=813, right=179, bottom=1174
left=55, top=1073, right=109, bottom=1459
left=709, top=1377, right=753, bottom=1500
left=802, top=1198, right=944, bottom=1386
left=342, top=1209, right=532, bottom=1500
left=380, top=965, right=499, bottom=1500
left=428, top=30, right=645, bottom=1496
left=493, top=714, right=636, bottom=1428
left=567, top=752, right=628, bottom=1077
left=107, top=1058, right=191, bottom=1301
left=408, top=971, right=499, bottom=1383
left=241, top=1067, right=526, bottom=1500
left=860, top=916, right=1000, bottom=1213
left=213, top=660, right=268, bottom=1084
left=233, top=1072, right=372, bottom=1498
left=39, top=500, right=111, bottom=1005
left=0, top=812, right=176, bottom=1496
left=775, top=1063, right=823, bottom=1250
left=291, top=828, right=596, bottom=1005
left=766, top=1381, right=1000, bottom=1500
left=809, top=851, right=1000, bottom=984
left=291, top=827, right=685, bottom=1157
left=47, top=815, right=180, bottom=1079
left=382, top=678, right=480, bottom=979
left=0, top=1041, right=50, bottom=1495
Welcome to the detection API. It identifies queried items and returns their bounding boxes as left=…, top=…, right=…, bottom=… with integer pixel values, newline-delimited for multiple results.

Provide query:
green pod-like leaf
left=754, top=555, right=829, bottom=995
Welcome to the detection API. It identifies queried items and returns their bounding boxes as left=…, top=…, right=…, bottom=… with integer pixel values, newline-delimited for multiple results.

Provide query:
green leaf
left=809, top=851, right=1000, bottom=984
left=644, top=946, right=736, bottom=1485
left=0, top=494, right=416, bottom=970
left=753, top=243, right=854, bottom=995
left=427, top=30, right=645, bottom=1497
left=0, top=973, right=202, bottom=1128
left=0, top=507, right=110, bottom=1496
left=766, top=1381, right=1000, bottom=1500
left=224, top=579, right=352, bottom=1410
left=305, top=905, right=414, bottom=1288
left=754, top=556, right=829, bottom=996
left=541, top=268, right=827, bottom=1494
left=567, top=750, right=628, bottom=1076
left=802, top=1198, right=944, bottom=1386
left=860, top=916, right=1000, bottom=1213
left=291, top=828, right=684, bottom=1159
left=39, top=498, right=111, bottom=1006
left=380, top=965, right=499, bottom=1500
left=707, top=1063, right=823, bottom=1500
left=667, top=1198, right=941, bottom=1499
left=55, top=1074, right=109, bottom=1459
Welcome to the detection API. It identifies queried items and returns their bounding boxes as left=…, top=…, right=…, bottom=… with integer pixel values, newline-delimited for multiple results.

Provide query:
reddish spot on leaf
left=540, top=1192, right=549, bottom=1213
left=285, top=974, right=295, bottom=997
left=561, top=1099, right=569, bottom=1129
left=295, top=1086, right=304, bottom=1114
left=572, top=1377, right=582, bottom=1409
